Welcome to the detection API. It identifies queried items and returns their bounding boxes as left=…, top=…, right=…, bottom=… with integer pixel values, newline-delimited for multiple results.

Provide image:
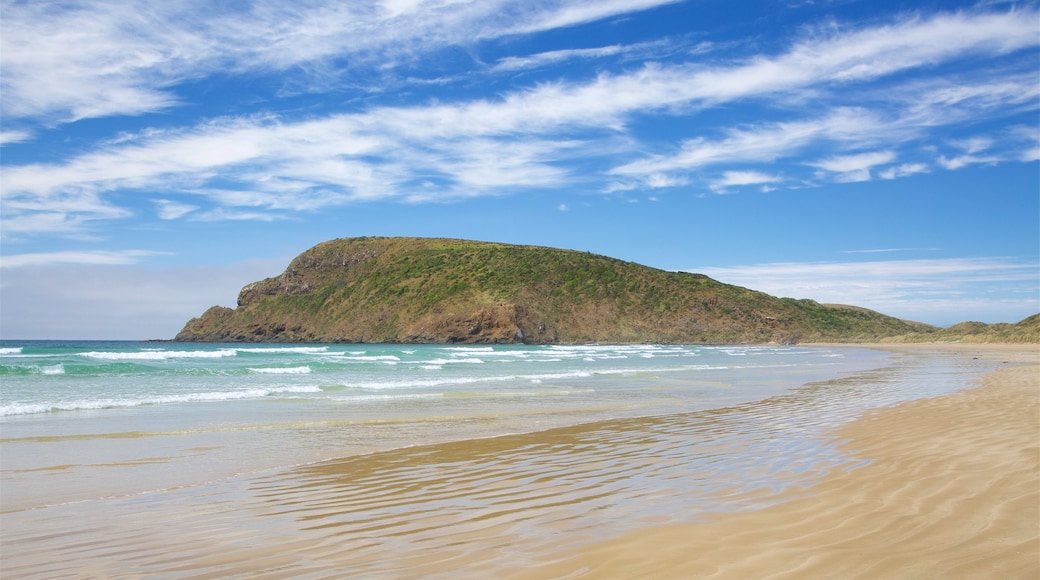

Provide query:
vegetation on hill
left=175, top=237, right=934, bottom=344
left=881, top=314, right=1040, bottom=344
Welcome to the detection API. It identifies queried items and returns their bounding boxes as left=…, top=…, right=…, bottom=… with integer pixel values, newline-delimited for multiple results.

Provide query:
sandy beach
left=3, top=343, right=1036, bottom=578
left=518, top=343, right=1040, bottom=579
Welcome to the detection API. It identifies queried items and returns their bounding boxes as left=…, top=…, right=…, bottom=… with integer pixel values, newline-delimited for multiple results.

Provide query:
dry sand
left=517, top=344, right=1040, bottom=579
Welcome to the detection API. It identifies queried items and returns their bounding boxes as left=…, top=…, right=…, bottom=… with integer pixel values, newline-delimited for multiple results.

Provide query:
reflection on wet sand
left=0, top=350, right=997, bottom=578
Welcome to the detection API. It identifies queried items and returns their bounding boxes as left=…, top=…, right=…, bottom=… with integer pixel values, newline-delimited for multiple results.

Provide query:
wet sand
left=3, top=344, right=1035, bottom=578
left=519, top=344, right=1040, bottom=579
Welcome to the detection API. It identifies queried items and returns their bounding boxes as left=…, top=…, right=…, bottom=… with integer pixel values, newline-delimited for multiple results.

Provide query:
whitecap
left=421, top=357, right=484, bottom=365
left=237, top=347, right=329, bottom=354
left=0, top=385, right=324, bottom=416
left=80, top=349, right=238, bottom=360
left=0, top=347, right=24, bottom=355
left=341, top=355, right=401, bottom=362
left=248, top=366, right=312, bottom=374
left=444, top=346, right=495, bottom=352
left=0, top=403, right=52, bottom=416
left=40, top=364, right=65, bottom=375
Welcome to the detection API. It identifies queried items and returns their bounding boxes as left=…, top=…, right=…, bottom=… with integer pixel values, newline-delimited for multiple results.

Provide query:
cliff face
left=175, top=237, right=930, bottom=344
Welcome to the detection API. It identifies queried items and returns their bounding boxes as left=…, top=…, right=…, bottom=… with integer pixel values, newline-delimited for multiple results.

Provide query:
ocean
left=0, top=341, right=996, bottom=577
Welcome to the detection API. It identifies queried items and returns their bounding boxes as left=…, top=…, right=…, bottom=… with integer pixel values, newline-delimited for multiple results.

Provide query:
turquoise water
left=1, top=342, right=858, bottom=417
left=0, top=342, right=996, bottom=577
left=1, top=341, right=887, bottom=508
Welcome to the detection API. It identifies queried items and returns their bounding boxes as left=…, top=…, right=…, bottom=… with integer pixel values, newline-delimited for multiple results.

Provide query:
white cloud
left=809, top=150, right=896, bottom=182
left=711, top=170, right=783, bottom=192
left=938, top=153, right=1003, bottom=170
left=612, top=107, right=887, bottom=176
left=645, top=173, right=689, bottom=188
left=950, top=136, right=994, bottom=154
left=610, top=68, right=1038, bottom=183
left=493, top=45, right=627, bottom=72
left=4, top=4, right=1034, bottom=128
left=491, top=39, right=671, bottom=72
left=2, top=7, right=1037, bottom=237
left=0, top=250, right=168, bottom=268
left=509, top=0, right=683, bottom=34
left=1020, top=147, right=1040, bottom=162
left=154, top=199, right=198, bottom=220
left=0, top=130, right=32, bottom=146
left=878, top=163, right=929, bottom=180
left=690, top=257, right=1040, bottom=326
left=0, top=0, right=684, bottom=125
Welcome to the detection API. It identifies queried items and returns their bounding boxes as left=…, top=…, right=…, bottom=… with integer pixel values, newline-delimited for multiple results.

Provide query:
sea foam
left=0, top=385, right=324, bottom=416
left=237, top=347, right=330, bottom=354
left=81, top=349, right=238, bottom=361
left=249, top=366, right=312, bottom=374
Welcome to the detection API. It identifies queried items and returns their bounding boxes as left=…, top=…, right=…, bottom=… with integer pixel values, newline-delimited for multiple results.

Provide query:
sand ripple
left=1, top=347, right=1030, bottom=579
left=522, top=346, right=1040, bottom=579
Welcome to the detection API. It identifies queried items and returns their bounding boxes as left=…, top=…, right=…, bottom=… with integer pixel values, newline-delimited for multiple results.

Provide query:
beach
left=519, top=344, right=1040, bottom=579
left=1, top=343, right=1036, bottom=578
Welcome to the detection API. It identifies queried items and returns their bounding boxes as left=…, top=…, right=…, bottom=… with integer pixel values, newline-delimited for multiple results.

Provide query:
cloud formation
left=0, top=0, right=681, bottom=124
left=1, top=3, right=1037, bottom=251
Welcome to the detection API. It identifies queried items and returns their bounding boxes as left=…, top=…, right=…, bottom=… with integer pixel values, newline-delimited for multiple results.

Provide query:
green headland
left=174, top=237, right=1036, bottom=344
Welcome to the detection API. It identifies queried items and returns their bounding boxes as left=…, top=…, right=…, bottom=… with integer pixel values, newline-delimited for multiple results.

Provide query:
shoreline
left=516, top=343, right=1039, bottom=579
left=3, top=343, right=1035, bottom=577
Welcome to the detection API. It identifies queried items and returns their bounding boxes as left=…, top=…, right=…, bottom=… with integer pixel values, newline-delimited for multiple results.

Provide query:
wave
left=0, top=347, right=24, bottom=355
left=346, top=369, right=600, bottom=390
left=40, top=364, right=65, bottom=375
left=337, top=393, right=445, bottom=403
left=249, top=366, right=312, bottom=375
left=443, top=346, right=495, bottom=352
left=80, top=349, right=238, bottom=361
left=0, top=363, right=65, bottom=376
left=340, top=355, right=401, bottom=362
left=418, top=358, right=485, bottom=365
left=236, top=347, right=330, bottom=354
left=0, top=385, right=325, bottom=416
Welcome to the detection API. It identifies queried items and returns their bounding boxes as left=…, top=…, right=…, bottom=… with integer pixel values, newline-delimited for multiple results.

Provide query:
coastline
left=516, top=343, right=1040, bottom=579
left=3, top=343, right=1035, bottom=577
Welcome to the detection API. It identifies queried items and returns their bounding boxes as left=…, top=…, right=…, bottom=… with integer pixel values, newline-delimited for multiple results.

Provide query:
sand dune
left=520, top=344, right=1039, bottom=579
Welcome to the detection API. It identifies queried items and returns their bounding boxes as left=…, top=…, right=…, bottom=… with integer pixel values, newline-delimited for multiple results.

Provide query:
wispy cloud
left=809, top=150, right=896, bottom=182
left=0, top=250, right=169, bottom=268
left=154, top=199, right=199, bottom=220
left=491, top=39, right=672, bottom=72
left=1, top=7, right=1036, bottom=237
left=710, top=170, right=783, bottom=192
left=691, top=257, right=1040, bottom=325
left=878, top=163, right=929, bottom=180
left=0, top=0, right=682, bottom=125
left=0, top=130, right=33, bottom=146
left=610, top=107, right=891, bottom=176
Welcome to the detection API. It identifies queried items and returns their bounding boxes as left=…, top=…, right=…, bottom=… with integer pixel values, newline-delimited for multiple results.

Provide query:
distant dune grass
left=880, top=314, right=1040, bottom=344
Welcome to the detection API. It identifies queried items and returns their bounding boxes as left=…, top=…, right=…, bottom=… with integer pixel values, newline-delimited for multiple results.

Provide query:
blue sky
left=1, top=0, right=1037, bottom=339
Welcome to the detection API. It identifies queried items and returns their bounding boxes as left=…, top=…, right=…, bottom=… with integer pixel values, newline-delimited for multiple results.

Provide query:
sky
left=1, top=0, right=1038, bottom=339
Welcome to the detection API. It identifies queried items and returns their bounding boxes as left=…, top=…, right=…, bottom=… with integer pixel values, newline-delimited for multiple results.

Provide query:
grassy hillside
left=881, top=314, right=1040, bottom=344
left=175, top=237, right=932, bottom=344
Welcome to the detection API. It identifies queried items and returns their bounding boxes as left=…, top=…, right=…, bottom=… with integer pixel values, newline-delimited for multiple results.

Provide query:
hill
left=881, top=314, right=1040, bottom=344
left=174, top=237, right=933, bottom=344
